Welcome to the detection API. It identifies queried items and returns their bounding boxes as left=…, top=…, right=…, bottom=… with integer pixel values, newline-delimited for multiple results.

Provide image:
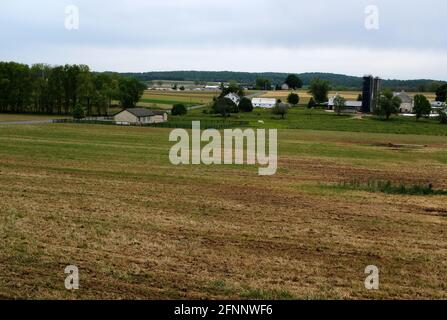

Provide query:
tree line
left=0, top=61, right=146, bottom=116
left=255, top=74, right=304, bottom=91
left=121, top=70, right=446, bottom=91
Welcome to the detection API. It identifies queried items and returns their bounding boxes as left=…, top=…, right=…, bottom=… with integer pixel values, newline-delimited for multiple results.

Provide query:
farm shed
left=327, top=94, right=362, bottom=112
left=251, top=98, right=277, bottom=108
left=114, top=108, right=168, bottom=125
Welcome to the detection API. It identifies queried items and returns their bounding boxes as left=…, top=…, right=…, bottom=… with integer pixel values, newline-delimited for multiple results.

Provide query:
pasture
left=0, top=121, right=446, bottom=299
left=137, top=90, right=219, bottom=109
left=107, top=90, right=221, bottom=114
left=180, top=107, right=447, bottom=136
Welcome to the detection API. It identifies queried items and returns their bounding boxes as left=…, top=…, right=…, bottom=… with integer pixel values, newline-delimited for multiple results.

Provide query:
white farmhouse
left=225, top=93, right=241, bottom=106
left=114, top=108, right=168, bottom=125
left=251, top=98, right=277, bottom=108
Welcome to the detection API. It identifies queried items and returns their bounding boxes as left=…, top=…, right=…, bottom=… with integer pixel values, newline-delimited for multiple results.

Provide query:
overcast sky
left=0, top=0, right=446, bottom=80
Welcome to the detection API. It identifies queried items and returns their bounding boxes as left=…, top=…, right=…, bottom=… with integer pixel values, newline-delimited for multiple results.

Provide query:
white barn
left=251, top=98, right=277, bottom=108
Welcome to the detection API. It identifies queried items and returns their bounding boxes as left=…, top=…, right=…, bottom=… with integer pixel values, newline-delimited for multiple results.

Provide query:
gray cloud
left=0, top=0, right=446, bottom=79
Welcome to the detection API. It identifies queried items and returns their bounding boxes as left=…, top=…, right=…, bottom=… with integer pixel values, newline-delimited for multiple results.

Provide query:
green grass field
left=1, top=93, right=446, bottom=299
left=176, top=107, right=447, bottom=136
left=140, top=89, right=446, bottom=136
left=0, top=120, right=446, bottom=299
left=127, top=90, right=220, bottom=111
left=139, top=90, right=218, bottom=106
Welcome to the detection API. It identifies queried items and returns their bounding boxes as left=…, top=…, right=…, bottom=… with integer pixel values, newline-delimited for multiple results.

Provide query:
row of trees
left=255, top=74, right=304, bottom=91
left=279, top=77, right=331, bottom=105
left=253, top=75, right=329, bottom=105
left=171, top=84, right=186, bottom=91
left=210, top=97, right=254, bottom=117
left=0, top=61, right=146, bottom=116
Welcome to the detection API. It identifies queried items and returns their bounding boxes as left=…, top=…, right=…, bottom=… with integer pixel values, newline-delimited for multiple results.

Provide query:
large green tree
left=239, top=97, right=254, bottom=112
left=62, top=64, right=81, bottom=113
left=171, top=103, right=187, bottom=116
left=413, top=94, right=432, bottom=120
left=212, top=97, right=237, bottom=118
left=284, top=74, right=303, bottom=90
left=435, top=84, right=447, bottom=102
left=255, top=78, right=272, bottom=90
left=77, top=66, right=96, bottom=116
left=94, top=73, right=119, bottom=115
left=375, top=90, right=401, bottom=120
left=48, top=66, right=65, bottom=114
left=0, top=61, right=151, bottom=117
left=118, top=77, right=146, bottom=109
left=333, top=95, right=346, bottom=115
left=309, top=78, right=331, bottom=104
left=287, top=93, right=300, bottom=106
left=30, top=64, right=52, bottom=114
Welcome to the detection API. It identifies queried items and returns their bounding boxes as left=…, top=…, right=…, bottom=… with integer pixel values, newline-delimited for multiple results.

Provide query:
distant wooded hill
left=119, top=71, right=445, bottom=92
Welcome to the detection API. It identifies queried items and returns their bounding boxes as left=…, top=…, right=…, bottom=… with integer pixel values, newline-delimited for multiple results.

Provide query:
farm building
left=327, top=94, right=362, bottom=112
left=204, top=85, right=220, bottom=90
left=281, top=83, right=290, bottom=90
left=431, top=101, right=446, bottom=114
left=225, top=93, right=241, bottom=106
left=362, top=76, right=381, bottom=113
left=431, top=101, right=445, bottom=108
left=114, top=108, right=168, bottom=125
left=251, top=98, right=277, bottom=108
left=393, top=91, right=414, bottom=113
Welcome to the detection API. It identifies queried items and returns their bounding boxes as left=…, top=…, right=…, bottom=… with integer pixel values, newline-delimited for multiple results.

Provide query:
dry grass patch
left=0, top=124, right=446, bottom=299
